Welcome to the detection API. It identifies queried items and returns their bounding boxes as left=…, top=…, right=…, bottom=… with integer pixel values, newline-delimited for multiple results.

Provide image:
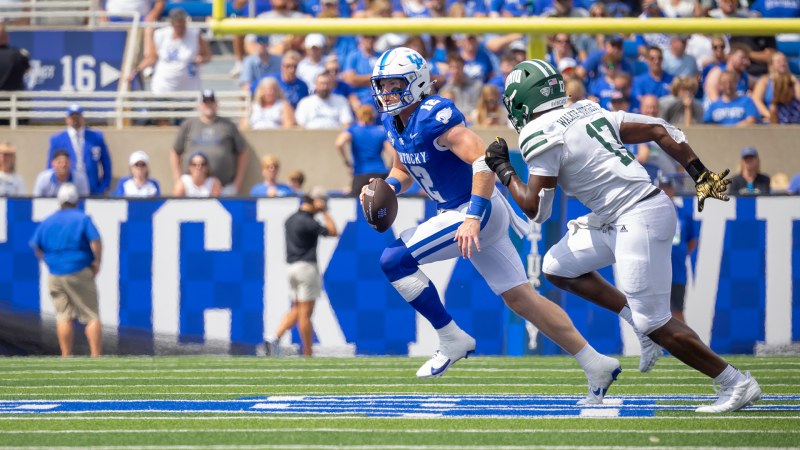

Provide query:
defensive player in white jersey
left=362, top=47, right=625, bottom=404
left=486, top=59, right=761, bottom=413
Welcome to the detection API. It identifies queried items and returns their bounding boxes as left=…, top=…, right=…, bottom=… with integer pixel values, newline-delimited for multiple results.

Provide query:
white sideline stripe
left=4, top=368, right=799, bottom=374
left=1, top=428, right=798, bottom=435
left=2, top=376, right=754, bottom=381
left=0, top=445, right=795, bottom=450
left=11, top=383, right=793, bottom=389
left=2, top=415, right=800, bottom=421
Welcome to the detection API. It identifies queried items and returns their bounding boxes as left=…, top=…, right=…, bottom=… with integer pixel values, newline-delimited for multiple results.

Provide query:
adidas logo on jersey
left=620, top=225, right=628, bottom=232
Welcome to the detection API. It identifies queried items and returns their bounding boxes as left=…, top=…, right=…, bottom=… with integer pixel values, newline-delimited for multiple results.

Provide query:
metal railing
left=0, top=0, right=96, bottom=26
left=0, top=91, right=252, bottom=129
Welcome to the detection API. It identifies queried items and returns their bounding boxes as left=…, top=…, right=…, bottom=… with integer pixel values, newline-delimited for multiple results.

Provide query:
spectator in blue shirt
left=635, top=0, right=670, bottom=56
left=704, top=71, right=761, bottom=126
left=446, top=0, right=487, bottom=16
left=239, top=36, right=282, bottom=93
left=48, top=105, right=112, bottom=195
left=499, top=0, right=534, bottom=16
left=324, top=56, right=361, bottom=112
left=250, top=155, right=295, bottom=197
left=250, top=51, right=309, bottom=109
left=632, top=47, right=674, bottom=101
left=30, top=183, right=103, bottom=357
left=457, top=35, right=494, bottom=83
left=111, top=151, right=160, bottom=198
left=577, top=36, right=635, bottom=83
left=335, top=105, right=392, bottom=195
left=658, top=176, right=697, bottom=323
left=662, top=35, right=699, bottom=78
left=705, top=43, right=753, bottom=104
left=589, top=53, right=624, bottom=109
left=34, top=150, right=90, bottom=198
left=342, top=35, right=380, bottom=105
left=786, top=172, right=800, bottom=194
left=750, top=0, right=800, bottom=17
left=488, top=53, right=518, bottom=91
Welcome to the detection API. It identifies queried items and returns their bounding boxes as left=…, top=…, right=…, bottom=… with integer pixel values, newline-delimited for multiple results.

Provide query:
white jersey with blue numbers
left=381, top=96, right=473, bottom=210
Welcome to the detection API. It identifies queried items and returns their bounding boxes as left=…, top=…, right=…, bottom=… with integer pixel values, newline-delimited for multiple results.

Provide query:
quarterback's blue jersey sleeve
left=419, top=98, right=466, bottom=149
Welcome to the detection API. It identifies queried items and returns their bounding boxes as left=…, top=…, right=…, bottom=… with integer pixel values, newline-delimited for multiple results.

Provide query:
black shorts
left=670, top=283, right=686, bottom=312
left=351, top=172, right=389, bottom=197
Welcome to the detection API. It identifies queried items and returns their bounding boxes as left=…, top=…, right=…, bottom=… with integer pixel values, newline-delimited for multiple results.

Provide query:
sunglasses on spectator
left=133, top=162, right=147, bottom=168
left=554, top=39, right=569, bottom=44
left=190, top=162, right=208, bottom=167
left=264, top=164, right=279, bottom=169
left=326, top=69, right=339, bottom=75
left=606, top=63, right=617, bottom=69
left=713, top=45, right=725, bottom=50
left=649, top=56, right=663, bottom=61
left=283, top=64, right=298, bottom=69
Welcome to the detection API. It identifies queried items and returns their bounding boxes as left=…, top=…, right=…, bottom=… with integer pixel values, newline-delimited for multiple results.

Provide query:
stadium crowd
left=2, top=0, right=800, bottom=196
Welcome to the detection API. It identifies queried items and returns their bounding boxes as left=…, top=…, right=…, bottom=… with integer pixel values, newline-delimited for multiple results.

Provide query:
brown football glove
left=695, top=169, right=731, bottom=212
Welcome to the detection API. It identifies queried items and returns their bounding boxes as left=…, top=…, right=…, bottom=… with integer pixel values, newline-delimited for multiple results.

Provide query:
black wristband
left=685, top=159, right=709, bottom=184
left=494, top=162, right=517, bottom=186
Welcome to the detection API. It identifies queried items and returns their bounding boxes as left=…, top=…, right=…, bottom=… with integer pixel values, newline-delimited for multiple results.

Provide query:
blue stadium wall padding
left=1, top=195, right=798, bottom=356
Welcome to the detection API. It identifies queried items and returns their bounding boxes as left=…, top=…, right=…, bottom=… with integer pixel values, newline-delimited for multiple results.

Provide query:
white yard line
left=2, top=415, right=800, bottom=421
left=0, top=445, right=796, bottom=450
left=11, top=383, right=796, bottom=389
left=1, top=428, right=799, bottom=435
left=3, top=368, right=799, bottom=375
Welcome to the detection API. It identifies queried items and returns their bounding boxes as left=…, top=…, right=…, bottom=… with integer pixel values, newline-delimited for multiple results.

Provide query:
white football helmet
left=370, top=47, right=432, bottom=116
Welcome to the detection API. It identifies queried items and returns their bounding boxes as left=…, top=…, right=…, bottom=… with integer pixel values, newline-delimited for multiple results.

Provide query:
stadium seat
left=789, top=57, right=800, bottom=76
left=776, top=40, right=800, bottom=57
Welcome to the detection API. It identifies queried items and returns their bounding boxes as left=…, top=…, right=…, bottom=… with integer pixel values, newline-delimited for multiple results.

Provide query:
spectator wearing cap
left=34, top=150, right=90, bottom=198
left=443, top=52, right=483, bottom=117
left=335, top=105, right=391, bottom=194
left=239, top=35, right=283, bottom=93
left=0, top=142, right=25, bottom=196
left=250, top=155, right=295, bottom=197
left=30, top=183, right=103, bottom=357
left=111, top=151, right=160, bottom=198
left=589, top=53, right=624, bottom=110
left=729, top=147, right=771, bottom=195
left=609, top=91, right=631, bottom=112
left=298, top=34, right=328, bottom=92
left=342, top=35, right=381, bottom=106
left=264, top=186, right=338, bottom=357
left=558, top=58, right=578, bottom=82
left=663, top=35, right=699, bottom=78
left=48, top=105, right=111, bottom=195
left=174, top=151, right=222, bottom=197
left=130, top=8, right=211, bottom=94
left=577, top=35, right=635, bottom=83
left=632, top=47, right=674, bottom=101
left=250, top=51, right=309, bottom=109
left=704, top=71, right=761, bottom=126
left=295, top=73, right=354, bottom=129
left=657, top=176, right=697, bottom=323
left=171, top=90, right=250, bottom=197
left=659, top=76, right=705, bottom=126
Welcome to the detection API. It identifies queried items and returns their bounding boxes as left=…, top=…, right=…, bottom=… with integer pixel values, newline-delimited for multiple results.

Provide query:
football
left=362, top=178, right=398, bottom=233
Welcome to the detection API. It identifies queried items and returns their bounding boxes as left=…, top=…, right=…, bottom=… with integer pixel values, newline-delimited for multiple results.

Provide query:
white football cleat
left=416, top=333, right=476, bottom=379
left=577, top=356, right=622, bottom=405
left=638, top=333, right=662, bottom=373
left=696, top=372, right=761, bottom=413
left=263, top=337, right=280, bottom=357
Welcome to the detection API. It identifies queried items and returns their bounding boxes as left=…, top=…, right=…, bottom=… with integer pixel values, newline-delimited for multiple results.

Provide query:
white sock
left=619, top=304, right=637, bottom=330
left=573, top=343, right=603, bottom=372
left=714, top=364, right=747, bottom=387
left=436, top=320, right=461, bottom=340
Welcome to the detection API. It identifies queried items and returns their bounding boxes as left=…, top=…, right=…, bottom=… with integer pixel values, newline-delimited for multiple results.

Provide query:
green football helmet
left=503, top=59, right=568, bottom=133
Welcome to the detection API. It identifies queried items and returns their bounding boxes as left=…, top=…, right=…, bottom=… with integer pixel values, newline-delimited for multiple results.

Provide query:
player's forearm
left=506, top=176, right=540, bottom=219
left=619, top=120, right=698, bottom=168
left=471, top=172, right=494, bottom=199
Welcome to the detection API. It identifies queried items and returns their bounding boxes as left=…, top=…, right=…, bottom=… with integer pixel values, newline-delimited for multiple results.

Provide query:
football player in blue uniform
left=361, top=47, right=622, bottom=405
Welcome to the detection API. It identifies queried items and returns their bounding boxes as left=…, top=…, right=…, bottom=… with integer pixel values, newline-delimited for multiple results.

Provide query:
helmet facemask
left=371, top=73, right=418, bottom=116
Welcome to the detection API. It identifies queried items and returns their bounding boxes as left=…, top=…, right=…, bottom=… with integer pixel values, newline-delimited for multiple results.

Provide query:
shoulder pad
left=518, top=120, right=564, bottom=162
